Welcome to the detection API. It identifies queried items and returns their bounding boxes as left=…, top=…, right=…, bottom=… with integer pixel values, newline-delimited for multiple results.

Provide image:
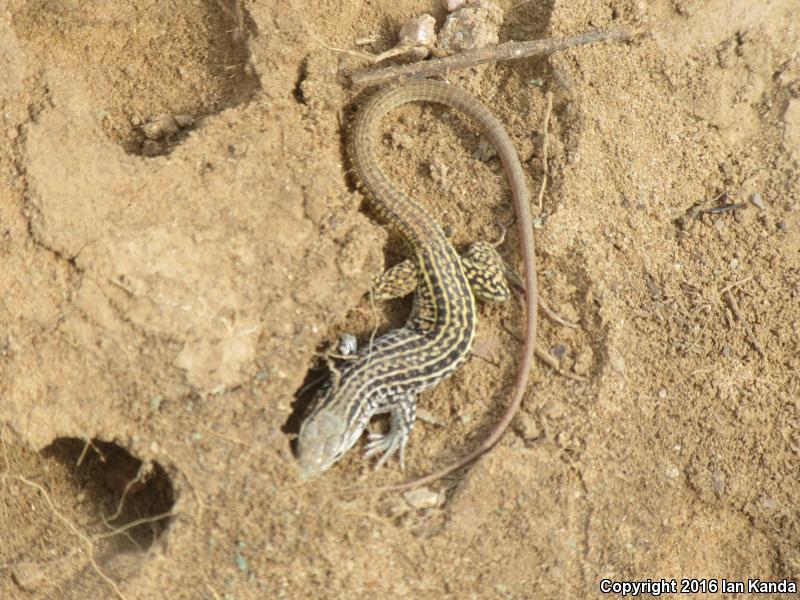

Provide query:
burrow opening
left=39, top=437, right=175, bottom=552
left=12, top=0, right=260, bottom=157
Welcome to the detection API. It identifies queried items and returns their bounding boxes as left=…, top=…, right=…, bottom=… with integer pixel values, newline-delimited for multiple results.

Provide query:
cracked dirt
left=1, top=0, right=799, bottom=598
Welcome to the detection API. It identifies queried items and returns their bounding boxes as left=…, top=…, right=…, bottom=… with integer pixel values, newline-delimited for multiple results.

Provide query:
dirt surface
left=1, top=0, right=799, bottom=598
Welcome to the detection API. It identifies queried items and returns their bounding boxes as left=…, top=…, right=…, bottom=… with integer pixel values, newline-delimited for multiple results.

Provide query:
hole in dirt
left=39, top=437, right=175, bottom=551
left=12, top=0, right=260, bottom=156
left=292, top=57, right=309, bottom=105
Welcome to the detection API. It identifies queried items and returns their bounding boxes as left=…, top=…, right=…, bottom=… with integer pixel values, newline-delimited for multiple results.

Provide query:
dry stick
left=720, top=275, right=753, bottom=295
left=350, top=26, right=634, bottom=88
left=206, top=584, right=222, bottom=600
left=537, top=91, right=553, bottom=210
left=199, top=426, right=250, bottom=447
left=96, top=510, right=177, bottom=541
left=723, top=288, right=765, bottom=358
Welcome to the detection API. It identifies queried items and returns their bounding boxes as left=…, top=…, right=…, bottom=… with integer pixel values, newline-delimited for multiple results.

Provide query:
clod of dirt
left=138, top=113, right=198, bottom=156
left=513, top=412, right=542, bottom=442
left=142, top=114, right=179, bottom=140
left=438, top=0, right=504, bottom=52
left=11, top=562, right=45, bottom=591
left=174, top=114, right=195, bottom=128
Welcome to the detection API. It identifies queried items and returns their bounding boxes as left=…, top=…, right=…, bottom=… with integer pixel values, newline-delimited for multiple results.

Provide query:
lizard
left=296, top=80, right=537, bottom=485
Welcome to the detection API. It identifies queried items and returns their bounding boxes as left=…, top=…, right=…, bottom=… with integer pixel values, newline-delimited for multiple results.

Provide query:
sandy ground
left=1, top=0, right=799, bottom=598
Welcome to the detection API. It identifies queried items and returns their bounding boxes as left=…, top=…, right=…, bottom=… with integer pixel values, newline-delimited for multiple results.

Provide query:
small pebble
left=142, top=114, right=179, bottom=140
left=657, top=388, right=667, bottom=399
left=750, top=192, right=765, bottom=210
left=403, top=487, right=442, bottom=509
left=428, top=159, right=449, bottom=184
left=729, top=258, right=739, bottom=270
left=174, top=114, right=195, bottom=128
left=607, top=347, right=626, bottom=376
left=711, top=469, right=726, bottom=497
left=398, top=14, right=437, bottom=49
left=442, top=0, right=465, bottom=10
left=339, top=333, right=358, bottom=356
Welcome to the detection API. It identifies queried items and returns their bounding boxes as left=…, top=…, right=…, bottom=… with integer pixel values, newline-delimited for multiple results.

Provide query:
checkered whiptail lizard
left=296, top=81, right=537, bottom=485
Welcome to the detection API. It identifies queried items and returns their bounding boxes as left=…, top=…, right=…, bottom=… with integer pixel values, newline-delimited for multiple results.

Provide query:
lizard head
left=296, top=386, right=365, bottom=479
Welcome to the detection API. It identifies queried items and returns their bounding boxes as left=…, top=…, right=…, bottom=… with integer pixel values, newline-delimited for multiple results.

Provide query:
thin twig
left=537, top=91, right=553, bottom=211
left=199, top=426, right=250, bottom=447
left=719, top=275, right=753, bottom=295
left=104, top=464, right=149, bottom=522
left=534, top=346, right=588, bottom=382
left=76, top=437, right=103, bottom=467
left=723, top=289, right=765, bottom=358
left=95, top=510, right=176, bottom=541
left=206, top=584, right=222, bottom=600
left=350, top=26, right=634, bottom=88
left=537, top=292, right=578, bottom=329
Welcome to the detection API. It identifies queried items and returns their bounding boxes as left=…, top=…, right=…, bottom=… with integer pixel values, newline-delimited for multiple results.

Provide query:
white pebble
left=398, top=14, right=437, bottom=49
left=442, top=0, right=465, bottom=11
left=403, top=487, right=443, bottom=509
left=339, top=333, right=358, bottom=356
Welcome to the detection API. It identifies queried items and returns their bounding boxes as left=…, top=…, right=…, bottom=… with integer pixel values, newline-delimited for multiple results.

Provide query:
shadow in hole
left=40, top=438, right=175, bottom=552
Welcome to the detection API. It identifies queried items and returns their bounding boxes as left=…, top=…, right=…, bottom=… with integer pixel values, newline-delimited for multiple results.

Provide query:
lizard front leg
left=364, top=392, right=417, bottom=470
left=372, top=241, right=520, bottom=305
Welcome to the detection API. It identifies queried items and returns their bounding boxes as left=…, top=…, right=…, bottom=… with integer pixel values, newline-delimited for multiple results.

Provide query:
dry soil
left=1, top=0, right=799, bottom=598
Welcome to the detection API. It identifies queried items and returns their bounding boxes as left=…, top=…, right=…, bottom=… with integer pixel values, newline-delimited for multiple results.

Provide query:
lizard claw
left=364, top=428, right=407, bottom=470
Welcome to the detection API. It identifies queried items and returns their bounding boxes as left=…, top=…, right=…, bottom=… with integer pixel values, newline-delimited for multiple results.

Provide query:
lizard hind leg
left=461, top=241, right=518, bottom=304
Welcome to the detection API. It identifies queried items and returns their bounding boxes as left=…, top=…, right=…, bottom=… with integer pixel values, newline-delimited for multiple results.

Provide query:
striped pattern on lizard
left=296, top=81, right=537, bottom=480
